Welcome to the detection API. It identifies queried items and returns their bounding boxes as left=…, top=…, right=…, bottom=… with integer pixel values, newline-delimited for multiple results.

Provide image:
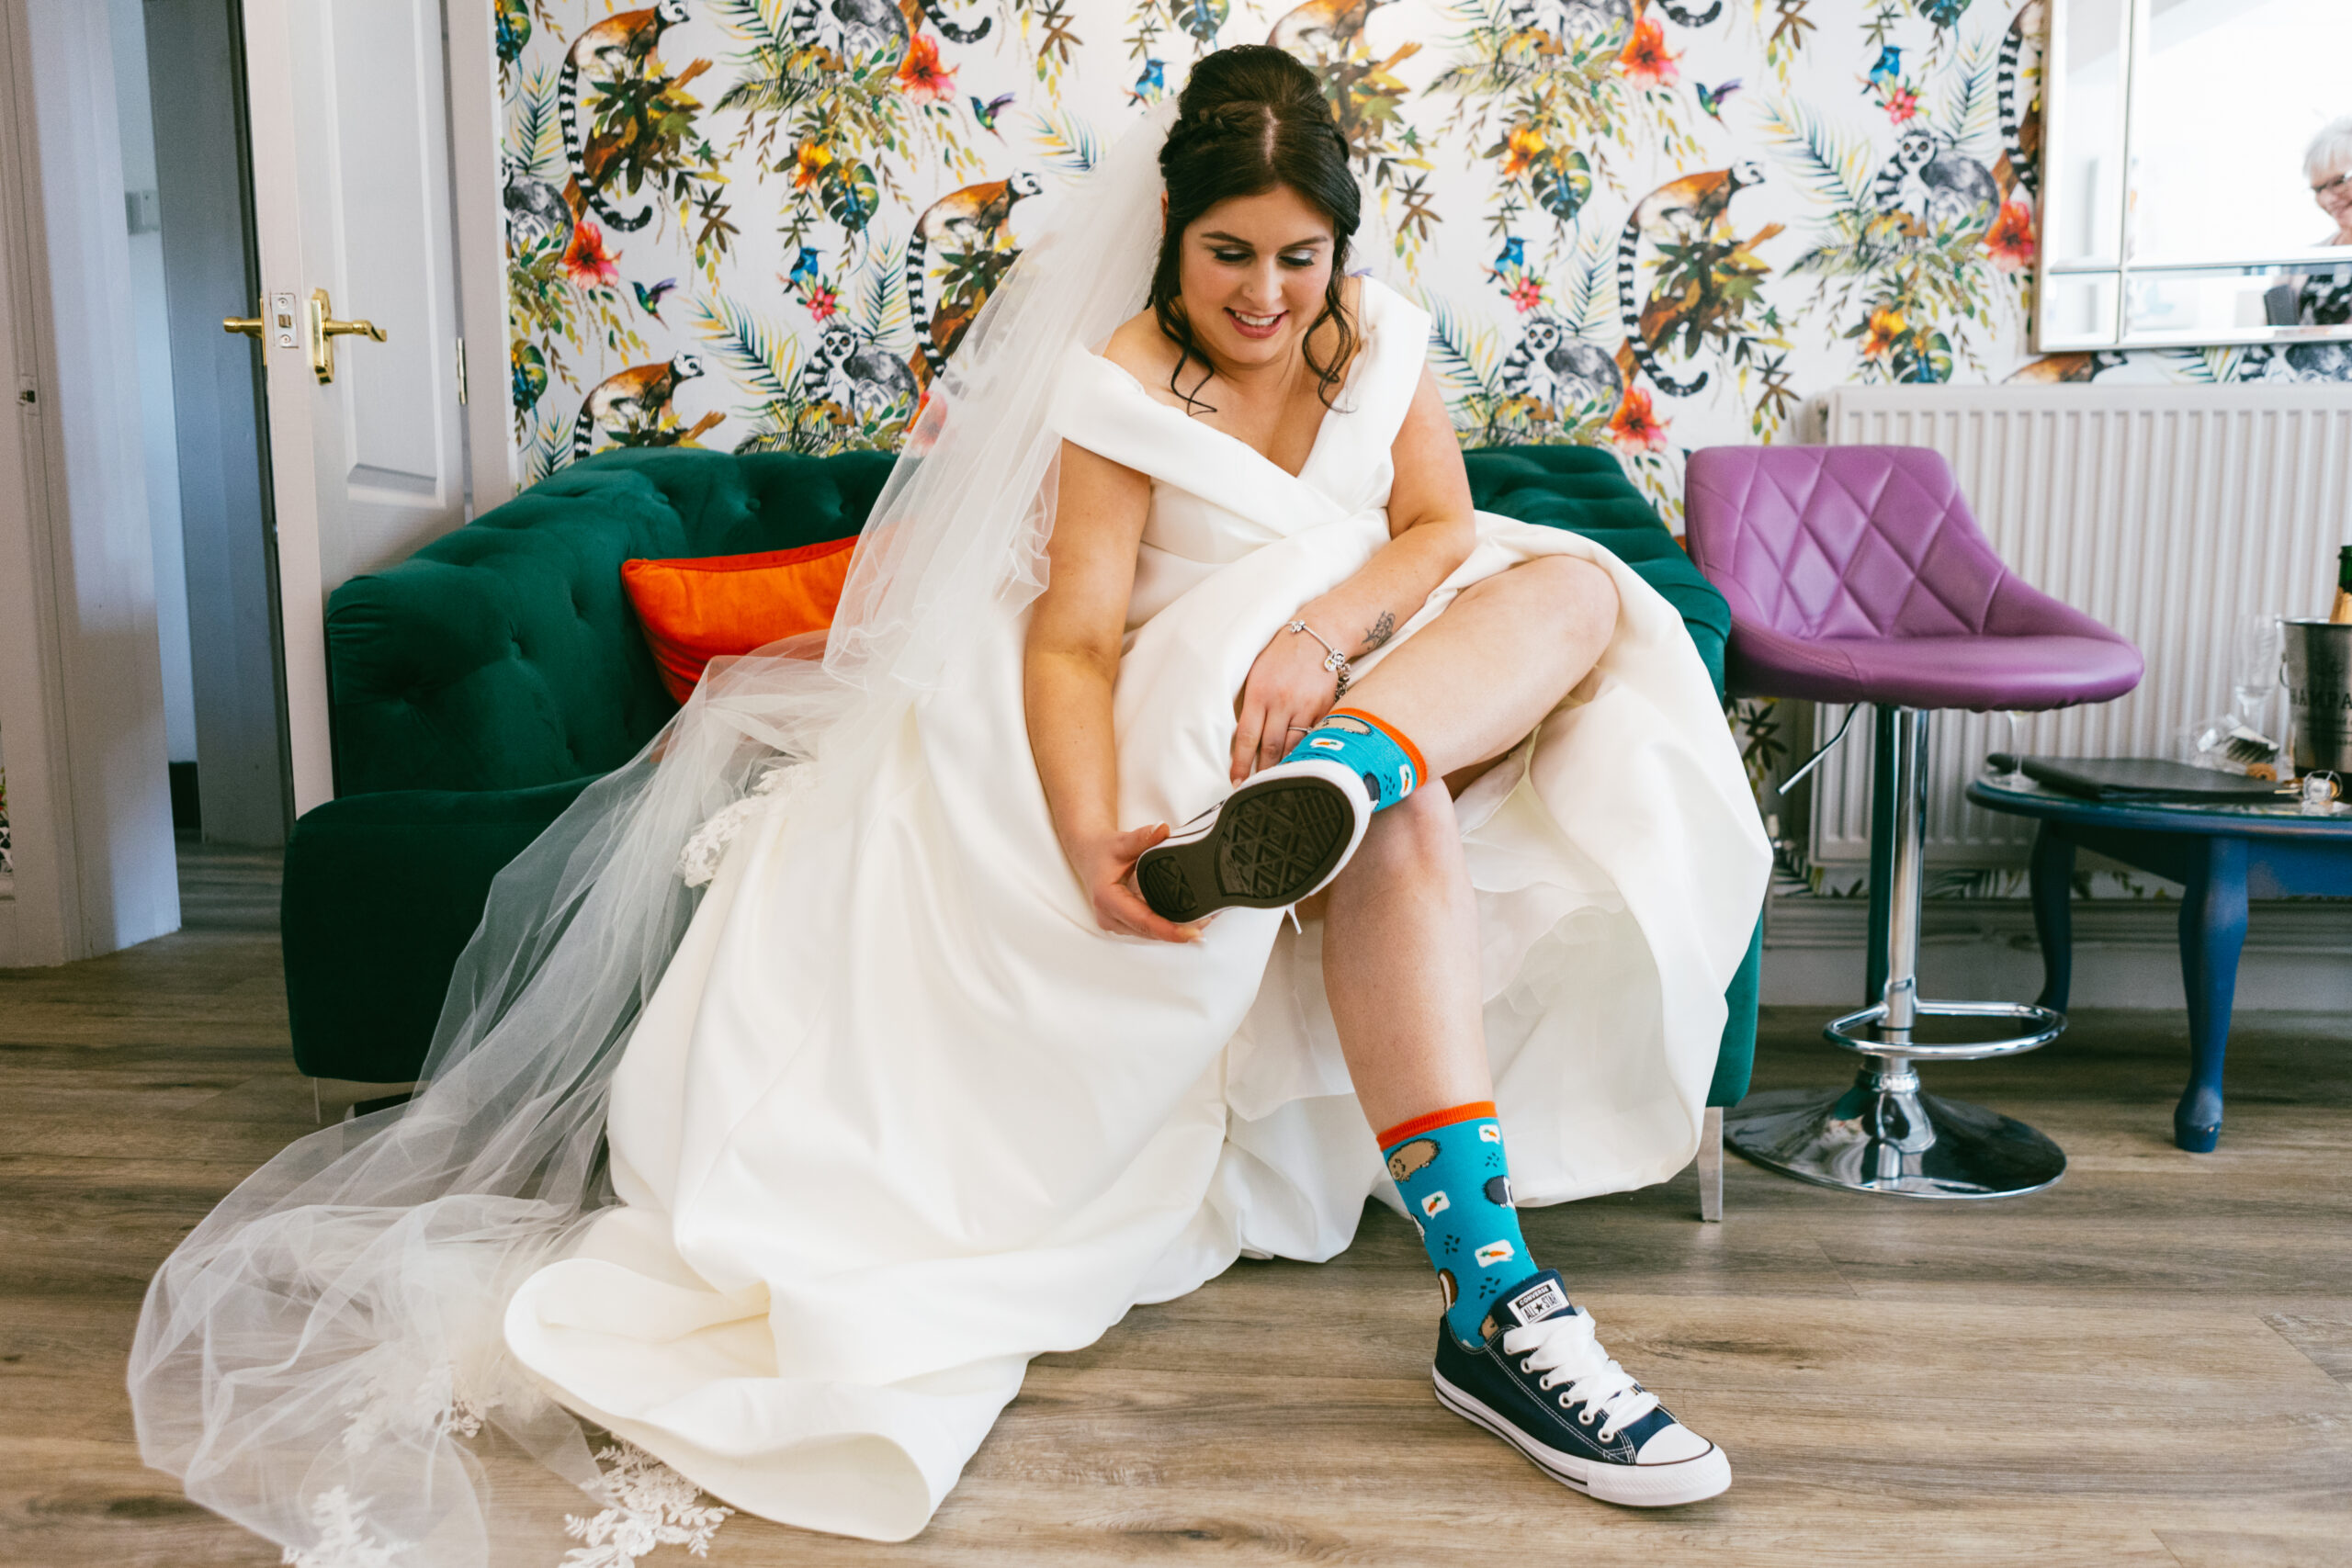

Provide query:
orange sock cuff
left=1375, top=1100, right=1497, bottom=1150
left=1327, top=708, right=1430, bottom=791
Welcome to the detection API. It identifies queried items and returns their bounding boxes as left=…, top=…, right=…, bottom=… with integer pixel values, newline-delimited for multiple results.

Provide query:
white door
left=240, top=0, right=507, bottom=811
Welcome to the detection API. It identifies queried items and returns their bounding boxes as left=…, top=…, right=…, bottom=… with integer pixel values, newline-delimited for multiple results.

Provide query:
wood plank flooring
left=3, top=847, right=2346, bottom=1566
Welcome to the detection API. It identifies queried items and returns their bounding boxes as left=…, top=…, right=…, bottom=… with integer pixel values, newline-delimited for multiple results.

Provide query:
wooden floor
left=3, top=843, right=2347, bottom=1566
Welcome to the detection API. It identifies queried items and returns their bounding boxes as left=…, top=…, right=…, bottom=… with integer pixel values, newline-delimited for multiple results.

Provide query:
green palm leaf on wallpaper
left=855, top=239, right=911, bottom=344
left=1758, top=99, right=1873, bottom=213
left=710, top=0, right=808, bottom=118
left=691, top=293, right=801, bottom=403
left=514, top=66, right=565, bottom=177
left=1939, top=33, right=2001, bottom=155
left=1420, top=288, right=1496, bottom=411
left=1026, top=107, right=1102, bottom=176
left=1554, top=231, right=1616, bottom=341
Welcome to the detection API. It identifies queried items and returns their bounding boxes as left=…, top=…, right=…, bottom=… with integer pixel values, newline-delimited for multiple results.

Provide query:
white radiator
left=1797, top=384, right=2352, bottom=872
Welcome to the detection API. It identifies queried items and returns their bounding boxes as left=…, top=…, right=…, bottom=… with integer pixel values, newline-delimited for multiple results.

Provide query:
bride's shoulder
left=1100, top=312, right=1183, bottom=397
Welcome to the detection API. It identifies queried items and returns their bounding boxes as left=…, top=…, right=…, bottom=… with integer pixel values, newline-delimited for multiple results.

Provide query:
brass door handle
left=223, top=314, right=265, bottom=338
left=306, top=288, right=388, bottom=383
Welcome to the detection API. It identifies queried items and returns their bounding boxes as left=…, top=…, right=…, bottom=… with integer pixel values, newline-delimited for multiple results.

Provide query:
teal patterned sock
left=1380, top=1100, right=1535, bottom=1349
left=1280, top=707, right=1427, bottom=812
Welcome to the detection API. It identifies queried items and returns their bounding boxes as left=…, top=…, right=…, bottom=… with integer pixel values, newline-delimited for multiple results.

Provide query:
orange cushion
left=621, top=537, right=857, bottom=704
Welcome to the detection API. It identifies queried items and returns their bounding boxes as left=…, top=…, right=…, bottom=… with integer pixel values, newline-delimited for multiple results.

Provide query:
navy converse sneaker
left=1136, top=757, right=1372, bottom=922
left=1432, top=1270, right=1730, bottom=1507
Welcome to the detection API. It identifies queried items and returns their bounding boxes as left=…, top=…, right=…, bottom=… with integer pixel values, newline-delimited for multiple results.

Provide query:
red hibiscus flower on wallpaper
left=897, top=34, right=956, bottom=104
left=1984, top=202, right=2037, bottom=272
left=1609, top=388, right=1668, bottom=452
left=561, top=221, right=619, bottom=288
left=1619, top=19, right=1679, bottom=89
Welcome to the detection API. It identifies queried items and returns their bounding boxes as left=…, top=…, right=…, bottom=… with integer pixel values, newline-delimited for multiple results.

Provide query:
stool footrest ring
left=1825, top=998, right=2065, bottom=1061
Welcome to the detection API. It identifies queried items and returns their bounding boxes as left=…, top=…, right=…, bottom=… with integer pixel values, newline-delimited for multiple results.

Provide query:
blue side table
left=1966, top=777, right=2352, bottom=1153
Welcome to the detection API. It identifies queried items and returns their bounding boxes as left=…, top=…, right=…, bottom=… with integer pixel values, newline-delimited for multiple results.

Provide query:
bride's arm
left=1230, top=365, right=1476, bottom=781
left=1024, top=438, right=1201, bottom=943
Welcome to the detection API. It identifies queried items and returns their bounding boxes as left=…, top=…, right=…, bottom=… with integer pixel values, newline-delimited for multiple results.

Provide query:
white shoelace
left=1498, top=1308, right=1663, bottom=1445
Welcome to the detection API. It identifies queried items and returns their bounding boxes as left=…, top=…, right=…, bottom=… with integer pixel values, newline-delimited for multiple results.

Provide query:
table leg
left=2030, top=826, right=2075, bottom=1012
left=2175, top=836, right=2248, bottom=1154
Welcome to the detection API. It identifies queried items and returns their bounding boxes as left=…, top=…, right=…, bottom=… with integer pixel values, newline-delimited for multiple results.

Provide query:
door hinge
left=455, top=336, right=468, bottom=406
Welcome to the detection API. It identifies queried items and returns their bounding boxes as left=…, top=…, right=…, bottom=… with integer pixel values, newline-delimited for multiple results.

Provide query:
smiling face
left=1167, top=182, right=1337, bottom=374
left=2316, top=159, right=2352, bottom=243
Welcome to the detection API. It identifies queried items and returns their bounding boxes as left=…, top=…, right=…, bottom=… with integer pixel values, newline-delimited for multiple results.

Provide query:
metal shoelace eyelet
left=1577, top=1407, right=1596, bottom=1426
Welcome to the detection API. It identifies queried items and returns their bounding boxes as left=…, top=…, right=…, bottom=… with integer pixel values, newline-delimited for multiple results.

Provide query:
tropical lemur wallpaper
left=495, top=0, right=2338, bottom=510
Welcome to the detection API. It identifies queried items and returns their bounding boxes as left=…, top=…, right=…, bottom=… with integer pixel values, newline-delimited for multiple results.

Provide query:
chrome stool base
left=1727, top=1066, right=2067, bottom=1200
left=1742, top=705, right=2070, bottom=1201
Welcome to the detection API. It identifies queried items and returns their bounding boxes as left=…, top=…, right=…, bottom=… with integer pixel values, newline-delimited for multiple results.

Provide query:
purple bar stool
left=1684, top=446, right=2143, bottom=1199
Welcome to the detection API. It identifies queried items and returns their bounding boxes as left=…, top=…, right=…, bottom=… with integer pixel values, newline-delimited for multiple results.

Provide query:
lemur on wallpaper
left=1498, top=315, right=1623, bottom=424
left=574, top=353, right=706, bottom=457
left=503, top=152, right=572, bottom=252
left=904, top=174, right=1046, bottom=379
left=557, top=0, right=691, bottom=234
left=1489, top=0, right=1722, bottom=53
left=1871, top=127, right=1998, bottom=233
left=1266, top=0, right=1391, bottom=58
left=1995, top=0, right=2041, bottom=197
left=788, top=0, right=992, bottom=70
left=1614, top=164, right=1768, bottom=397
left=797, top=321, right=922, bottom=423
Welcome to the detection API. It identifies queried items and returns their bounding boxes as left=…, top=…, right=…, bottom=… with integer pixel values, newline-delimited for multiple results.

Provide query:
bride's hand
left=1072, top=823, right=1203, bottom=943
left=1232, top=626, right=1340, bottom=784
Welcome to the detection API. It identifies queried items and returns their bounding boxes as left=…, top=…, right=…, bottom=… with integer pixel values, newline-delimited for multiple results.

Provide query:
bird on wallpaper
left=1696, top=79, right=1742, bottom=120
left=633, top=278, right=680, bottom=319
left=970, top=92, right=1016, bottom=139
left=788, top=246, right=823, bottom=291
left=1174, top=0, right=1229, bottom=45
left=1129, top=58, right=1167, bottom=103
left=493, top=0, right=530, bottom=64
left=1488, top=234, right=1526, bottom=279
left=1867, top=47, right=1902, bottom=95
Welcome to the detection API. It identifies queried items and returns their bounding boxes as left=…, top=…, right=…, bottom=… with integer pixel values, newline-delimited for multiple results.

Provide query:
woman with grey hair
left=2269, top=116, right=2352, bottom=334
left=2308, top=114, right=2352, bottom=246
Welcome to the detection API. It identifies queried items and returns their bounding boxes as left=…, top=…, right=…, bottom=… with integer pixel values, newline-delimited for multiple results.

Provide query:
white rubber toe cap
left=1634, top=1424, right=1716, bottom=1465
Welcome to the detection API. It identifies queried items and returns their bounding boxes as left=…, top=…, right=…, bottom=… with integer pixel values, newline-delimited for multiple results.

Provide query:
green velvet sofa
left=284, top=446, right=1762, bottom=1179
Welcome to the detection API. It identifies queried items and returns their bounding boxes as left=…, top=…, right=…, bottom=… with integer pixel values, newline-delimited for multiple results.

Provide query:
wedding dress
left=130, top=101, right=1767, bottom=1563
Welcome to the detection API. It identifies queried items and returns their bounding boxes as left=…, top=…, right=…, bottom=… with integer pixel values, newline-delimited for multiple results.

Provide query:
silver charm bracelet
left=1286, top=619, right=1352, bottom=698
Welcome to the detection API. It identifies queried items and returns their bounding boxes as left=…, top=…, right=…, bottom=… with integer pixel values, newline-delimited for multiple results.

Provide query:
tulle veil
left=128, top=99, right=1184, bottom=1566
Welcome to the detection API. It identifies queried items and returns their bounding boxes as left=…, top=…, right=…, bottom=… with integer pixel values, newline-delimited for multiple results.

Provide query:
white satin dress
left=503, top=276, right=1770, bottom=1540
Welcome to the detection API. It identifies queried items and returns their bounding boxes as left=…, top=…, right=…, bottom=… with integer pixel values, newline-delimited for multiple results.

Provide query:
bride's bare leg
left=1322, top=784, right=1489, bottom=1132
left=1337, top=554, right=1617, bottom=779
left=1317, top=555, right=1617, bottom=1131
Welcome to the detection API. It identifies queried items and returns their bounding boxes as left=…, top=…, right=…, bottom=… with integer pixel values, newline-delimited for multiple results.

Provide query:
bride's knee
left=1459, top=554, right=1618, bottom=632
left=1349, top=783, right=1461, bottom=883
left=1526, top=553, right=1618, bottom=623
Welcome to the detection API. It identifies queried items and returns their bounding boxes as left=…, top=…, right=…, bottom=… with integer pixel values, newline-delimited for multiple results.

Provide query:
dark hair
left=1151, top=45, right=1361, bottom=414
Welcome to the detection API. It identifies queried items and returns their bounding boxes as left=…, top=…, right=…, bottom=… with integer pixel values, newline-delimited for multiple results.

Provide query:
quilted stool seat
left=1685, top=445, right=2143, bottom=1200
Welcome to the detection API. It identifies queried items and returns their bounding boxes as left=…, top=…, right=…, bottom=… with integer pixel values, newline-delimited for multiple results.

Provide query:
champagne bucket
left=2282, top=618, right=2352, bottom=773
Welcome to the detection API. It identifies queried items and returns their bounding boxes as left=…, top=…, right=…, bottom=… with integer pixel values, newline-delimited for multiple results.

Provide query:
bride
left=131, top=44, right=1768, bottom=1562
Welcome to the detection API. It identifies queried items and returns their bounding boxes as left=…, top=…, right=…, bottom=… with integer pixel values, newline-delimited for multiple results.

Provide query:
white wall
left=107, top=0, right=195, bottom=765
left=0, top=0, right=179, bottom=964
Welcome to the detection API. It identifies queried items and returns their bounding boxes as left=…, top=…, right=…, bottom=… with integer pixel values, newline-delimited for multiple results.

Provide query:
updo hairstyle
left=1150, top=45, right=1363, bottom=413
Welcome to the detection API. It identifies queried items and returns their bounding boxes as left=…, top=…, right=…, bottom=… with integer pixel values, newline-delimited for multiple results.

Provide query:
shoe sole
left=1136, top=773, right=1358, bottom=921
left=1432, top=1370, right=1731, bottom=1508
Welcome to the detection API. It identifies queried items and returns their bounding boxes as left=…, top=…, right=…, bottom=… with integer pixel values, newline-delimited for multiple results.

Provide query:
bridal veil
left=129, top=100, right=1185, bottom=1566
